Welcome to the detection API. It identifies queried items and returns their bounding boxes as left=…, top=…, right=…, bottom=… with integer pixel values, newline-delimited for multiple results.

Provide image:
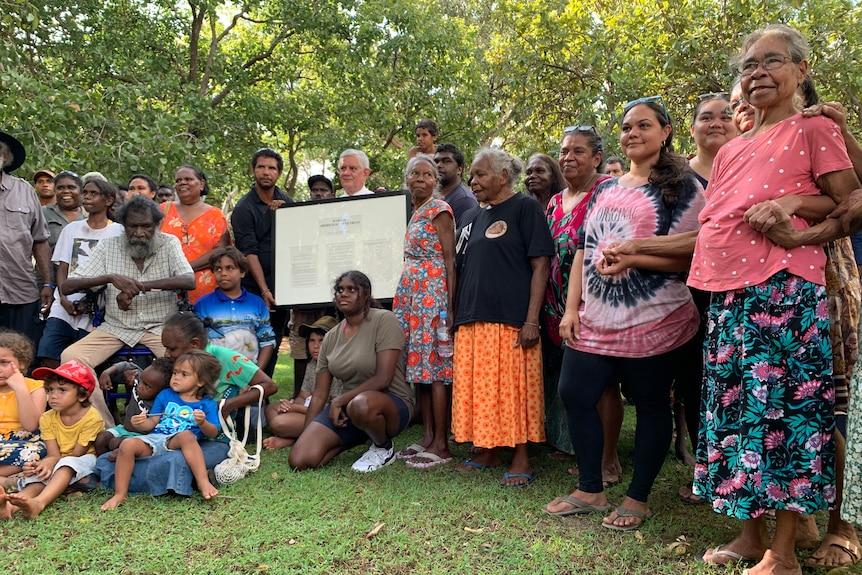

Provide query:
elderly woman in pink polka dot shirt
left=688, top=24, right=862, bottom=575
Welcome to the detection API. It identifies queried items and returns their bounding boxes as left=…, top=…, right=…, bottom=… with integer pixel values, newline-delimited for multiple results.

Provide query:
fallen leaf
left=257, top=565, right=268, bottom=571
left=634, top=530, right=644, bottom=541
left=481, top=543, right=493, bottom=549
left=288, top=539, right=296, bottom=545
left=464, top=527, right=484, bottom=533
left=271, top=472, right=278, bottom=479
left=365, top=522, right=385, bottom=539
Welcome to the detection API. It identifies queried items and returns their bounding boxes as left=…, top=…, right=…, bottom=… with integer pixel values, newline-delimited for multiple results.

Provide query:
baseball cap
left=33, top=169, right=56, bottom=182
left=298, top=316, right=338, bottom=339
left=32, top=360, right=97, bottom=395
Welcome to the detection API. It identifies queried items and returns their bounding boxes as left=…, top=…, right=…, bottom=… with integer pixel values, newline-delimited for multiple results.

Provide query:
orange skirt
left=452, top=322, right=545, bottom=448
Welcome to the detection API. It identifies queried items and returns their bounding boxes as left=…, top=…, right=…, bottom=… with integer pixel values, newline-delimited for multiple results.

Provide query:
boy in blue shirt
left=194, top=247, right=275, bottom=369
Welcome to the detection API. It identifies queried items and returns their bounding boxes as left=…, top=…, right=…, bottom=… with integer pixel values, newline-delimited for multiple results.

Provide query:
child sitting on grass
left=95, top=358, right=173, bottom=457
left=193, top=247, right=276, bottom=368
left=0, top=330, right=47, bottom=484
left=263, top=316, right=339, bottom=450
left=101, top=350, right=221, bottom=510
left=1, top=360, right=104, bottom=520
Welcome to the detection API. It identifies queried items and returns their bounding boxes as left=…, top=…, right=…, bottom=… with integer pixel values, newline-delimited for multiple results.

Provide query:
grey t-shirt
left=317, top=308, right=413, bottom=418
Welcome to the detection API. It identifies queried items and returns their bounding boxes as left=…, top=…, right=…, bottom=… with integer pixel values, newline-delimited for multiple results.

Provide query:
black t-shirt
left=455, top=193, right=553, bottom=327
left=230, top=185, right=293, bottom=292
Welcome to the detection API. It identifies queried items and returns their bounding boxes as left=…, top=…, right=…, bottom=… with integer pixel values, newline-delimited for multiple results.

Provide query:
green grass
left=2, top=356, right=860, bottom=574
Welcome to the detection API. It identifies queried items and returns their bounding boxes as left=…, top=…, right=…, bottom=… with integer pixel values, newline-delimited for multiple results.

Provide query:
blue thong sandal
left=499, top=471, right=538, bottom=488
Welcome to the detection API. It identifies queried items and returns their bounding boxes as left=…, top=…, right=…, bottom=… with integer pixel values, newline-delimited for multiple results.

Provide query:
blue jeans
left=37, top=317, right=90, bottom=361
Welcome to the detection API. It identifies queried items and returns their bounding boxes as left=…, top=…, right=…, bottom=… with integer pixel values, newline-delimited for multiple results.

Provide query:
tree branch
left=187, top=0, right=206, bottom=84
left=209, top=26, right=295, bottom=108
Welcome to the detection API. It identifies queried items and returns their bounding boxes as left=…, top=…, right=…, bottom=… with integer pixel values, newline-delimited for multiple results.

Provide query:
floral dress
left=393, top=199, right=454, bottom=385
left=541, top=177, right=609, bottom=452
left=161, top=202, right=229, bottom=303
left=0, top=377, right=46, bottom=467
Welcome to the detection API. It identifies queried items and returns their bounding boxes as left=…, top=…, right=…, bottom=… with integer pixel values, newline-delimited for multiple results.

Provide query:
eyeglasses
left=698, top=92, right=730, bottom=101
left=564, top=125, right=597, bottom=135
left=623, top=95, right=669, bottom=122
left=738, top=55, right=794, bottom=77
left=730, top=98, right=746, bottom=112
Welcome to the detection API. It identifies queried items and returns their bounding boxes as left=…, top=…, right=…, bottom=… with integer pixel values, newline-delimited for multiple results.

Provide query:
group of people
left=2, top=23, right=862, bottom=574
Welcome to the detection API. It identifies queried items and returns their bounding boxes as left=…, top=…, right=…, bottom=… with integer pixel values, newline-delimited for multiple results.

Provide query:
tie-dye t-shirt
left=573, top=176, right=705, bottom=358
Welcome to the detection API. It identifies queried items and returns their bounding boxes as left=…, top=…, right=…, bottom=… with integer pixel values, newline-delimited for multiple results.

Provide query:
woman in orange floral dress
left=452, top=148, right=553, bottom=487
left=161, top=165, right=230, bottom=303
left=392, top=154, right=456, bottom=469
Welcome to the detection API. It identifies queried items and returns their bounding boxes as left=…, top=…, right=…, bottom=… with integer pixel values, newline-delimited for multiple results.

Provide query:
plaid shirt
left=70, top=233, right=193, bottom=346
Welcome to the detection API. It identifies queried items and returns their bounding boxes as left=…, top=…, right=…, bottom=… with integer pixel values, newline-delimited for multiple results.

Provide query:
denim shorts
left=138, top=433, right=178, bottom=456
left=312, top=392, right=410, bottom=447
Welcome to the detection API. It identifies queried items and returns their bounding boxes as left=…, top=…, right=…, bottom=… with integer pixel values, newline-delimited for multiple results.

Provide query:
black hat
left=0, top=130, right=25, bottom=173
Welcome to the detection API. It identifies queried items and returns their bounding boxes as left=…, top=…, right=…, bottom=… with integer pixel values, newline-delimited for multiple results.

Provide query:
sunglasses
left=697, top=91, right=730, bottom=101
left=623, top=95, right=670, bottom=122
left=564, top=125, right=597, bottom=136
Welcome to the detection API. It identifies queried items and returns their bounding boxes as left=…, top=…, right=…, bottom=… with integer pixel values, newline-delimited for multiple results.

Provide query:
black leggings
left=558, top=346, right=681, bottom=502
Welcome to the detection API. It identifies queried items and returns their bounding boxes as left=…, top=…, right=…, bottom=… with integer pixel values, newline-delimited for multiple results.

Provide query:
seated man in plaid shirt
left=59, top=195, right=195, bottom=426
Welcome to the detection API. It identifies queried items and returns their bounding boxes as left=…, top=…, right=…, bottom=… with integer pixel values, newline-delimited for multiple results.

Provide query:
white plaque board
left=272, top=191, right=410, bottom=307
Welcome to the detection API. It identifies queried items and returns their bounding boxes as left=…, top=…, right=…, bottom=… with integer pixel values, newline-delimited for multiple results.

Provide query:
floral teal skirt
left=0, top=430, right=46, bottom=467
left=693, top=271, right=836, bottom=519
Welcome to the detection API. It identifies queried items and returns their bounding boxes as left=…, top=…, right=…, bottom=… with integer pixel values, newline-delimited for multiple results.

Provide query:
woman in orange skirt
left=452, top=148, right=553, bottom=487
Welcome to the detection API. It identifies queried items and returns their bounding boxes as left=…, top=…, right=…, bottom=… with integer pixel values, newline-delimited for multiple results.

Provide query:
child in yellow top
left=0, top=360, right=104, bottom=520
left=0, top=330, right=47, bottom=483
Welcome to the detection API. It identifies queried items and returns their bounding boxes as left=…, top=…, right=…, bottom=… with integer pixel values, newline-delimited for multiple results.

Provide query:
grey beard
left=127, top=238, right=156, bottom=260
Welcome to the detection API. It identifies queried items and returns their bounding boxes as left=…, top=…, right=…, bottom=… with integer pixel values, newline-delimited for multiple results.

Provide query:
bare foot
left=603, top=497, right=649, bottom=530
left=547, top=450, right=575, bottom=461
left=678, top=483, right=706, bottom=504
left=745, top=549, right=801, bottom=575
left=0, top=486, right=14, bottom=521
left=6, top=493, right=46, bottom=518
left=794, top=514, right=819, bottom=550
left=566, top=466, right=619, bottom=488
left=199, top=481, right=219, bottom=500
left=262, top=436, right=295, bottom=450
left=100, top=495, right=126, bottom=511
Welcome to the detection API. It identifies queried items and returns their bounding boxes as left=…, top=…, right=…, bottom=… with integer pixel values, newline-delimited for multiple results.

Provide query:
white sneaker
left=351, top=444, right=396, bottom=472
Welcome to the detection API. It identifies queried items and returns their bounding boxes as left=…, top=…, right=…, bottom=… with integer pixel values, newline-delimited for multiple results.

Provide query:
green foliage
left=1, top=0, right=860, bottom=201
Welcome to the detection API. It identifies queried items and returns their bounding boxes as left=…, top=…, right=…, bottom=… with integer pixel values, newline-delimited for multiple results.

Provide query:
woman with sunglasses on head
left=680, top=25, right=862, bottom=574
left=539, top=132, right=620, bottom=484
left=160, top=165, right=231, bottom=304
left=544, top=96, right=704, bottom=531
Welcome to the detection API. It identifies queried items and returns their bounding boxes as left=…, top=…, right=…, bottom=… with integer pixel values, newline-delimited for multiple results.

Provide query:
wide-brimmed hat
left=32, top=360, right=97, bottom=395
left=0, top=130, right=25, bottom=173
left=298, top=316, right=338, bottom=338
left=33, top=169, right=56, bottom=182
